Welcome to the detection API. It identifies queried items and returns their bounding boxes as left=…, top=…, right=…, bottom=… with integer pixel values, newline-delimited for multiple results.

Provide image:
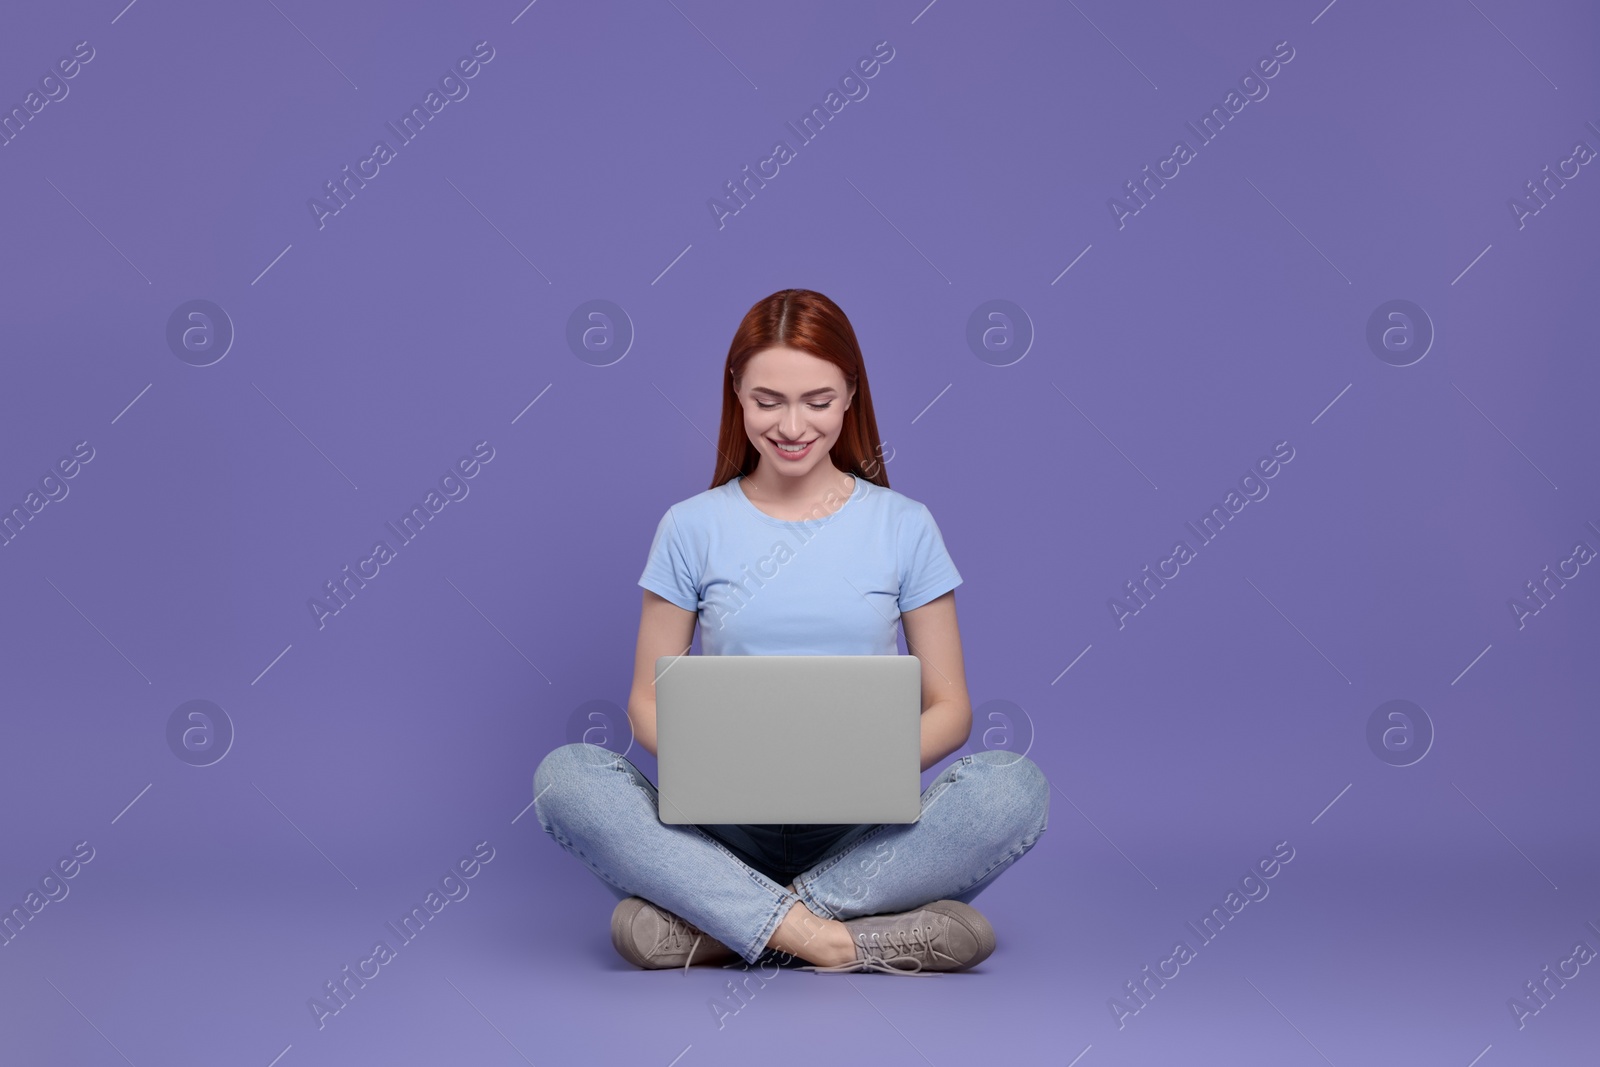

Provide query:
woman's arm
left=626, top=589, right=697, bottom=758
left=900, top=590, right=973, bottom=771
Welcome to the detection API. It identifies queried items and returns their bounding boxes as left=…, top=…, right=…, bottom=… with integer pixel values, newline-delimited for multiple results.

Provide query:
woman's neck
left=740, top=464, right=855, bottom=510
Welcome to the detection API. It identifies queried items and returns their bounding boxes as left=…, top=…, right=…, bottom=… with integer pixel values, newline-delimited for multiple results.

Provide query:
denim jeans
left=532, top=742, right=1051, bottom=966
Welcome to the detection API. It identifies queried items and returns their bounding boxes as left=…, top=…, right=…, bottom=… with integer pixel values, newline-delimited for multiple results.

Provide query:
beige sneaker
left=799, top=900, right=995, bottom=976
left=610, top=897, right=742, bottom=972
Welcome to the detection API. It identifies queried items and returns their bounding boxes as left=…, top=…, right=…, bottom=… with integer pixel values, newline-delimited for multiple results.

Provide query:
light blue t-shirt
left=638, top=474, right=962, bottom=656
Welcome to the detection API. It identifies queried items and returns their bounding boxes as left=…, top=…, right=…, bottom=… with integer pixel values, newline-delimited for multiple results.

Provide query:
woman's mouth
left=769, top=438, right=814, bottom=460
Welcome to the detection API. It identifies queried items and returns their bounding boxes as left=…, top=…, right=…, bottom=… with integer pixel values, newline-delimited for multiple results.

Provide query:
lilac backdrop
left=2, top=0, right=1597, bottom=1064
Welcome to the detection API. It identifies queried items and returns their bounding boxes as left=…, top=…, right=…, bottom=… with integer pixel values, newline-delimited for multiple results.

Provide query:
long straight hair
left=709, top=289, right=890, bottom=491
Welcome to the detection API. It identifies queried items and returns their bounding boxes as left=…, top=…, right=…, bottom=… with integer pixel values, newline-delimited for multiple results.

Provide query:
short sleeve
left=638, top=507, right=699, bottom=612
left=898, top=503, right=963, bottom=612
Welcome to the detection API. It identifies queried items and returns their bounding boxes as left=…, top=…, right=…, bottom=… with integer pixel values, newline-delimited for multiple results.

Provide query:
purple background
left=2, top=0, right=1597, bottom=1063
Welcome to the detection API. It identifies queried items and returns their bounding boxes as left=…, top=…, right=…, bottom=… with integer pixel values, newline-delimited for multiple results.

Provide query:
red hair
left=709, top=289, right=890, bottom=490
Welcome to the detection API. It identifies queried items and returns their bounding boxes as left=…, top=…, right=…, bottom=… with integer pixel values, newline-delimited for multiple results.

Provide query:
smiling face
left=735, top=345, right=854, bottom=479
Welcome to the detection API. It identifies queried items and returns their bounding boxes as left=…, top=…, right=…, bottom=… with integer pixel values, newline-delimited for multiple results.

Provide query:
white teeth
left=776, top=441, right=808, bottom=451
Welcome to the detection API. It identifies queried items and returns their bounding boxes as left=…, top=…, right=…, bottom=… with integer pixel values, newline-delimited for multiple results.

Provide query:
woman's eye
left=755, top=401, right=832, bottom=410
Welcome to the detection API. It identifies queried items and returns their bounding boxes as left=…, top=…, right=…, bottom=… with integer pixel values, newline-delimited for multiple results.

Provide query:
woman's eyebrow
left=749, top=386, right=837, bottom=398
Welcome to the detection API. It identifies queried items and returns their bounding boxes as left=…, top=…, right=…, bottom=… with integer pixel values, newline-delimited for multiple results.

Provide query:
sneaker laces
left=798, top=924, right=948, bottom=977
left=646, top=911, right=709, bottom=975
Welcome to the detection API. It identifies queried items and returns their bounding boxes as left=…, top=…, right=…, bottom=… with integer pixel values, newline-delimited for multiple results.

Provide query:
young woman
left=532, top=289, right=1049, bottom=976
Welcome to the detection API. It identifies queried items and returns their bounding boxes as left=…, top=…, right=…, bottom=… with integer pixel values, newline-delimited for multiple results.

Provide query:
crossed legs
left=767, top=882, right=855, bottom=967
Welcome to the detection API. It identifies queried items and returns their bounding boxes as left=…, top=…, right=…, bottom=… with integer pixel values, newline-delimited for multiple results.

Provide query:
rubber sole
left=610, top=897, right=740, bottom=969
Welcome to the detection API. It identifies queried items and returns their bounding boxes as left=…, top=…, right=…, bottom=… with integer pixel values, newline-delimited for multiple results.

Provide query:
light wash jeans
left=532, top=742, right=1051, bottom=966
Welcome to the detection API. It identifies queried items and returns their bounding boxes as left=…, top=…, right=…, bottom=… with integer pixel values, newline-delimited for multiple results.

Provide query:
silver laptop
left=655, top=655, right=922, bottom=825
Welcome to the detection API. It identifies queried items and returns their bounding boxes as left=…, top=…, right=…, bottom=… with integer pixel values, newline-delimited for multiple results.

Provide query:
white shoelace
left=646, top=912, right=722, bottom=974
left=797, top=925, right=951, bottom=976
